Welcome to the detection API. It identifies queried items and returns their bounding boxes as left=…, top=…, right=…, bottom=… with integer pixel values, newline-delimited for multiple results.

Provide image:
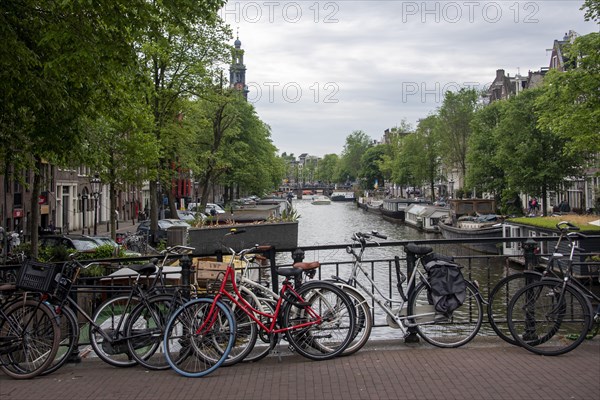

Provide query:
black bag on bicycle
left=424, top=259, right=467, bottom=316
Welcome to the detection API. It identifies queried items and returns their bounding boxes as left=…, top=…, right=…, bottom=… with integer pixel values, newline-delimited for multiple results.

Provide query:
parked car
left=136, top=219, right=191, bottom=243
left=205, top=203, right=225, bottom=215
left=177, top=210, right=202, bottom=222
left=39, top=234, right=100, bottom=253
left=88, top=236, right=141, bottom=257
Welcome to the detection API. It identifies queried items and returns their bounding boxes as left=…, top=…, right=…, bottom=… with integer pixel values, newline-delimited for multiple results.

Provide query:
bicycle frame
left=195, top=263, right=323, bottom=336
left=333, top=238, right=436, bottom=337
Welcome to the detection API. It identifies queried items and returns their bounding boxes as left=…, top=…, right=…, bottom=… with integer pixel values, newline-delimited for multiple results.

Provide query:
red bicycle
left=163, top=229, right=356, bottom=377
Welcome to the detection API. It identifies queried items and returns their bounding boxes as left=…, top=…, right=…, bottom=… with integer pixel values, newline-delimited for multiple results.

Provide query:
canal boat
left=381, top=198, right=430, bottom=223
left=311, top=195, right=331, bottom=205
left=404, top=204, right=451, bottom=233
left=438, top=214, right=503, bottom=254
left=364, top=200, right=383, bottom=214
left=330, top=191, right=355, bottom=202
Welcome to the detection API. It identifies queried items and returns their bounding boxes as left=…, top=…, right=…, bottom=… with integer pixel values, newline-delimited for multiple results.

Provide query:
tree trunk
left=29, top=158, right=42, bottom=258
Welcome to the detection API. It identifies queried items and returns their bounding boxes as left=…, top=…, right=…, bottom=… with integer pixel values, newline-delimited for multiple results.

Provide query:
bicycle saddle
left=127, top=259, right=158, bottom=276
left=405, top=243, right=433, bottom=256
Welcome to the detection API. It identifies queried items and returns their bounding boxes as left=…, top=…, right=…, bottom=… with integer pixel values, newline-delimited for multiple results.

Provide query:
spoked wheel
left=0, top=299, right=60, bottom=379
left=41, top=305, right=78, bottom=376
left=408, top=281, right=483, bottom=348
left=89, top=295, right=141, bottom=367
left=487, top=272, right=542, bottom=345
left=332, top=283, right=372, bottom=356
left=163, top=298, right=236, bottom=377
left=126, top=294, right=184, bottom=370
left=283, top=281, right=356, bottom=360
left=507, top=280, right=591, bottom=356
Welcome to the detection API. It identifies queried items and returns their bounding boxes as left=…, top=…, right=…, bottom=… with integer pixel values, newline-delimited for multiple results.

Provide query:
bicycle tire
left=241, top=292, right=277, bottom=363
left=41, top=305, right=78, bottom=376
left=163, top=297, right=235, bottom=377
left=332, top=283, right=372, bottom=356
left=408, top=280, right=483, bottom=348
left=0, top=299, right=60, bottom=379
left=487, top=271, right=542, bottom=346
left=125, top=294, right=184, bottom=370
left=221, top=287, right=259, bottom=367
left=283, top=281, right=356, bottom=360
left=89, top=295, right=141, bottom=367
left=507, top=280, right=591, bottom=356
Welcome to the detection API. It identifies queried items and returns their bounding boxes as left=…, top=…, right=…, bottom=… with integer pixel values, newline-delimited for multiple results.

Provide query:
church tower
left=229, top=34, right=248, bottom=99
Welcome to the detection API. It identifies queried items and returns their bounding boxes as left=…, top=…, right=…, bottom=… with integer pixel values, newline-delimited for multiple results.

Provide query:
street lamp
left=91, top=174, right=101, bottom=236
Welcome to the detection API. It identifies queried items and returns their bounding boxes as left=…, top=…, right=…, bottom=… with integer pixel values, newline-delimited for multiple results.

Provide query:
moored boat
left=311, top=195, right=331, bottom=205
left=405, top=204, right=451, bottom=232
left=381, top=198, right=430, bottom=223
left=438, top=214, right=503, bottom=254
left=330, top=191, right=355, bottom=202
left=364, top=200, right=383, bottom=214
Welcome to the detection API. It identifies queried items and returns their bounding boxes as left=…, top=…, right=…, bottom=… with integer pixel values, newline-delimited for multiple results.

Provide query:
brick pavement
left=1, top=337, right=598, bottom=400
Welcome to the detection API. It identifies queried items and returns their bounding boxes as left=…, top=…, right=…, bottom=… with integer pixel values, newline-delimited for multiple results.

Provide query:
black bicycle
left=506, top=224, right=599, bottom=356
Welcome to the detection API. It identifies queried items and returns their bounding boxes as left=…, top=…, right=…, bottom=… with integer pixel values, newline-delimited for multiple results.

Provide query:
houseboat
left=404, top=204, right=451, bottom=233
left=437, top=199, right=502, bottom=254
left=381, top=198, right=430, bottom=223
left=330, top=191, right=355, bottom=202
left=438, top=214, right=503, bottom=254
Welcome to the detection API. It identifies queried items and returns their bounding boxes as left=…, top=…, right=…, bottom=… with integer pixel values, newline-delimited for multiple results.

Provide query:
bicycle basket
left=16, top=260, right=62, bottom=293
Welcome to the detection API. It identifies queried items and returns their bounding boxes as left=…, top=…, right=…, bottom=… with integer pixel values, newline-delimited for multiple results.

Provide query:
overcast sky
left=219, top=1, right=598, bottom=158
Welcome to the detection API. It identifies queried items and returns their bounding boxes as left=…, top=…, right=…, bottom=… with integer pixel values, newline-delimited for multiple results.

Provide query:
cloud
left=221, top=1, right=598, bottom=157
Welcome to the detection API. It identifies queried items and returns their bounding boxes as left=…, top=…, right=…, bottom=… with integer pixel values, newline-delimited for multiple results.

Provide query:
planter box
left=188, top=222, right=299, bottom=255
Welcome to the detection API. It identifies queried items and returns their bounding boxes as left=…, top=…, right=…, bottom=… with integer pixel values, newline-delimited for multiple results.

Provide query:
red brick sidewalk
left=2, top=337, right=598, bottom=400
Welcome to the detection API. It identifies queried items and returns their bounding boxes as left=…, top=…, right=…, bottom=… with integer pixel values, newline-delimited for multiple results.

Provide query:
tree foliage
left=535, top=32, right=600, bottom=157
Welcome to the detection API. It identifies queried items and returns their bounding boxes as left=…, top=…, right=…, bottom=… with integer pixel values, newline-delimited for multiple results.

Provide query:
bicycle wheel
left=283, top=281, right=356, bottom=360
left=89, top=295, right=141, bottom=367
left=125, top=294, right=184, bottom=370
left=333, top=283, right=372, bottom=356
left=487, top=272, right=542, bottom=345
left=41, top=305, right=78, bottom=375
left=0, top=299, right=60, bottom=379
left=507, top=280, right=591, bottom=356
left=408, top=280, right=483, bottom=348
left=222, top=287, right=259, bottom=367
left=241, top=291, right=277, bottom=363
left=163, top=297, right=235, bottom=377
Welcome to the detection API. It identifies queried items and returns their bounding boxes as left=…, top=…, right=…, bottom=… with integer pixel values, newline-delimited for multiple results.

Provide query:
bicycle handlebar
left=557, top=221, right=580, bottom=231
left=353, top=231, right=387, bottom=241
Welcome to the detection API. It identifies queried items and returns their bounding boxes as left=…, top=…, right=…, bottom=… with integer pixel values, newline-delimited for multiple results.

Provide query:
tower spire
left=230, top=30, right=247, bottom=99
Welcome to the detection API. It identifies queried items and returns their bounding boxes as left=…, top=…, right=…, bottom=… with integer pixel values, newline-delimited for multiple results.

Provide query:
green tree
left=359, top=146, right=386, bottom=190
left=337, top=131, right=372, bottom=184
left=436, top=88, right=480, bottom=182
left=495, top=88, right=580, bottom=215
left=414, top=116, right=442, bottom=201
left=536, top=32, right=600, bottom=157
left=317, top=154, right=340, bottom=185
left=137, top=6, right=230, bottom=234
left=467, top=100, right=507, bottom=198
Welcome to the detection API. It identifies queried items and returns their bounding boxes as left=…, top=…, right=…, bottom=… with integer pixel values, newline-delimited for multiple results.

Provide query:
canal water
left=289, top=197, right=508, bottom=340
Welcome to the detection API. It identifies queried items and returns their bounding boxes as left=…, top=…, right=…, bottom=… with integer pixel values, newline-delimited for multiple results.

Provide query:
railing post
left=521, top=237, right=539, bottom=340
left=267, top=247, right=278, bottom=294
left=522, top=238, right=538, bottom=271
left=180, top=254, right=191, bottom=298
left=404, top=246, right=420, bottom=343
